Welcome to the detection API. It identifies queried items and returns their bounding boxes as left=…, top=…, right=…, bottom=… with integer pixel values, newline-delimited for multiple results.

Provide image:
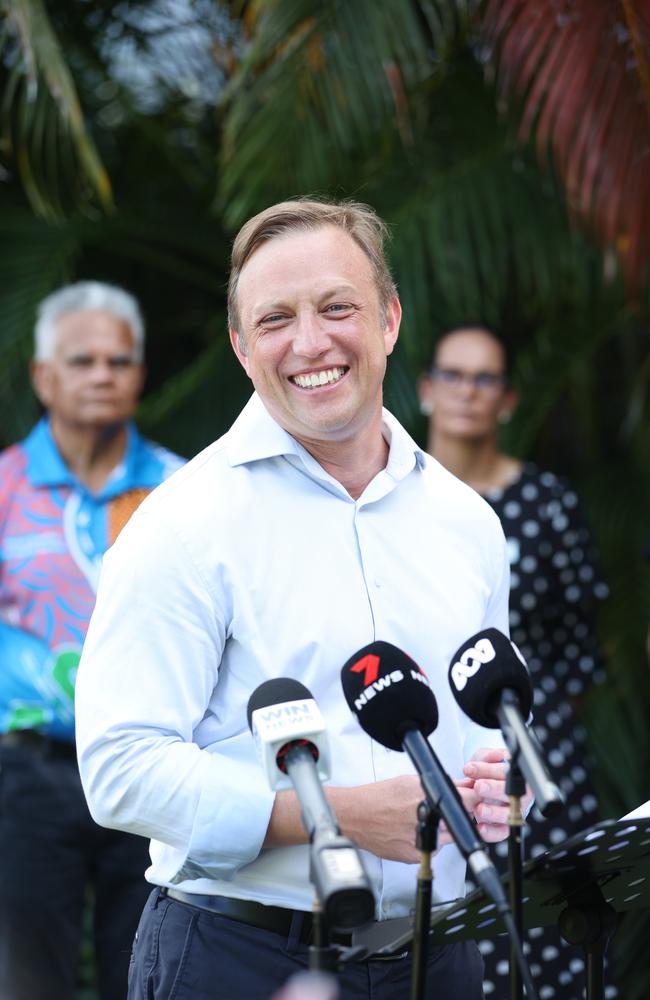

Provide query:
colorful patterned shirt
left=0, top=417, right=184, bottom=741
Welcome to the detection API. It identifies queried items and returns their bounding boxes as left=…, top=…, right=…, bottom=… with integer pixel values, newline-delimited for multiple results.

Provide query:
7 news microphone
left=247, top=677, right=375, bottom=930
left=448, top=628, right=564, bottom=817
left=340, top=641, right=510, bottom=917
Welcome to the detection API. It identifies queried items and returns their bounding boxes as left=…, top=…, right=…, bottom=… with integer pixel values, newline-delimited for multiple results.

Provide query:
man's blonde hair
left=228, top=198, right=397, bottom=349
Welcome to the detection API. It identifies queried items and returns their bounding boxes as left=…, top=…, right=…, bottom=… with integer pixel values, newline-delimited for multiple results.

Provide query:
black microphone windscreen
left=448, top=628, right=533, bottom=728
left=246, top=678, right=313, bottom=731
left=340, top=641, right=438, bottom=751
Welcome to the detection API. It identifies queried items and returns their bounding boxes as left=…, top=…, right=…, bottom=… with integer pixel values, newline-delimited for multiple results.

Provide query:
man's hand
left=329, top=775, right=428, bottom=864
left=460, top=746, right=534, bottom=843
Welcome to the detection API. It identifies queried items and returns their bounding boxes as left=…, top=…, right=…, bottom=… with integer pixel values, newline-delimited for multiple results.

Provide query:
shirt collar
left=226, top=392, right=426, bottom=479
left=23, top=417, right=161, bottom=495
left=23, top=418, right=75, bottom=487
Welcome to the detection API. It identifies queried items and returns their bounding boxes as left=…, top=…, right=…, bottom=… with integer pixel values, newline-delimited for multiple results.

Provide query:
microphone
left=247, top=677, right=375, bottom=929
left=340, top=641, right=509, bottom=915
left=448, top=628, right=564, bottom=818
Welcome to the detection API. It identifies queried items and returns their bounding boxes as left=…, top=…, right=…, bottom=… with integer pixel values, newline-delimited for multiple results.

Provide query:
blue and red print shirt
left=0, top=417, right=184, bottom=741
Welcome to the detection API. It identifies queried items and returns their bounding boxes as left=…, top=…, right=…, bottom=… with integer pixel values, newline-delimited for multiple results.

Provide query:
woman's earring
left=497, top=411, right=511, bottom=425
left=419, top=399, right=434, bottom=416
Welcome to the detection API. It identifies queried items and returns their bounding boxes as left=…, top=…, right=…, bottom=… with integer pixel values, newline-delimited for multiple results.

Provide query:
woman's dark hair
left=432, top=324, right=515, bottom=378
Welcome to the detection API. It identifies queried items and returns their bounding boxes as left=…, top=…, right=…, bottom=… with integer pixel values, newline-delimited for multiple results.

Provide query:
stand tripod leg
left=506, top=758, right=526, bottom=1000
left=410, top=800, right=439, bottom=1000
left=508, top=820, right=524, bottom=1000
left=308, top=897, right=337, bottom=974
left=410, top=853, right=432, bottom=1000
left=586, top=937, right=607, bottom=1000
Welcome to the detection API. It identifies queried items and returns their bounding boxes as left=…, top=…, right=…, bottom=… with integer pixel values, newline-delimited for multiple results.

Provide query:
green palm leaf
left=219, top=0, right=475, bottom=226
left=0, top=210, right=81, bottom=443
left=2, top=0, right=112, bottom=218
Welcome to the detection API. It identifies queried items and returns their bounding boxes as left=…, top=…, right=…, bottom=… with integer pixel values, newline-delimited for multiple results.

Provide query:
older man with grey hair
left=0, top=281, right=184, bottom=1000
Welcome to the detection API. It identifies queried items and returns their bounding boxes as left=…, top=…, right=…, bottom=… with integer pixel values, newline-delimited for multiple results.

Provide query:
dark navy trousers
left=128, top=889, right=485, bottom=1000
left=0, top=743, right=151, bottom=1000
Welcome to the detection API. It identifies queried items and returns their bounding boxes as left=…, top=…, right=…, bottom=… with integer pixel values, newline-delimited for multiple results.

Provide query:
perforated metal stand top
left=369, top=818, right=650, bottom=1000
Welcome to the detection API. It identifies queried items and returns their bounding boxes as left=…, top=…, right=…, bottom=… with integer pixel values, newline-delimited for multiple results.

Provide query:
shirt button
left=374, top=578, right=381, bottom=588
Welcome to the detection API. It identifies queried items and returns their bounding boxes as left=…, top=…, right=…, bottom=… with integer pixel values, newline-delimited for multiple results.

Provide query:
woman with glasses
left=419, top=325, right=615, bottom=1000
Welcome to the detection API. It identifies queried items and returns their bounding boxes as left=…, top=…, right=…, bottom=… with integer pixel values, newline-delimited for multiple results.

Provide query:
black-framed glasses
left=430, top=367, right=507, bottom=391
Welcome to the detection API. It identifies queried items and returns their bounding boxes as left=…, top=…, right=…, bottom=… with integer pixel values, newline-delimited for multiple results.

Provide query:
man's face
left=229, top=225, right=400, bottom=450
left=31, top=309, right=146, bottom=431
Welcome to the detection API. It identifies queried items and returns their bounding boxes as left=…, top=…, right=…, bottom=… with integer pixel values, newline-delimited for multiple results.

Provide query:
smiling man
left=75, top=201, right=526, bottom=1000
left=0, top=281, right=183, bottom=1000
left=228, top=223, right=400, bottom=496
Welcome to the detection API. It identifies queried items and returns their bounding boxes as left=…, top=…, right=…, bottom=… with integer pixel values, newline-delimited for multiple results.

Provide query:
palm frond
left=483, top=0, right=650, bottom=299
left=218, top=0, right=475, bottom=226
left=2, top=0, right=112, bottom=218
left=0, top=211, right=81, bottom=445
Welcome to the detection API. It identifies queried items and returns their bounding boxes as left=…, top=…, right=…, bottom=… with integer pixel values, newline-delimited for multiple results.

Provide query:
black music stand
left=358, top=818, right=650, bottom=999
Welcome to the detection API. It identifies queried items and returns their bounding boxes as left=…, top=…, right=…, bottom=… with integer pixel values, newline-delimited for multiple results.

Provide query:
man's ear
left=383, top=296, right=402, bottom=357
left=229, top=327, right=251, bottom=377
left=30, top=360, right=53, bottom=408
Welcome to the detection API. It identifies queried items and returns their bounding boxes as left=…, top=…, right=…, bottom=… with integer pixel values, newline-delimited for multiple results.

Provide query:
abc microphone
left=340, top=642, right=509, bottom=916
left=247, top=677, right=375, bottom=929
left=449, top=628, right=564, bottom=818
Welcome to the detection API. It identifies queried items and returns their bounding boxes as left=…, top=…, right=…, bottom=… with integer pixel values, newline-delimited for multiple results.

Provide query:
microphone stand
left=308, top=896, right=337, bottom=973
left=410, top=799, right=440, bottom=1000
left=506, top=755, right=527, bottom=1000
left=308, top=893, right=369, bottom=975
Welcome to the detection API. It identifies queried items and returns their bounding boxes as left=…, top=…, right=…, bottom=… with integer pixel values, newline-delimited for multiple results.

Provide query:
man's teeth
left=292, top=367, right=346, bottom=389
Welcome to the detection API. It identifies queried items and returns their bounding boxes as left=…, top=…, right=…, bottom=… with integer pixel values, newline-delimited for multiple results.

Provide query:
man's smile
left=289, top=366, right=349, bottom=389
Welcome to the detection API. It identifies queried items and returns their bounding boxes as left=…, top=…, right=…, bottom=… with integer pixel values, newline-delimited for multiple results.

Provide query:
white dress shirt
left=76, top=392, right=508, bottom=919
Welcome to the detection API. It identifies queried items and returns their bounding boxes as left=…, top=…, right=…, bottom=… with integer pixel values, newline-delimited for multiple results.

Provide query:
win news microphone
left=340, top=641, right=510, bottom=916
left=449, top=628, right=564, bottom=818
left=247, top=677, right=375, bottom=930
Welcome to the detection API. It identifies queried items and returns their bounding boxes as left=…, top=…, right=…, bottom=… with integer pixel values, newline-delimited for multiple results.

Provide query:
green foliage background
left=1, top=1, right=649, bottom=996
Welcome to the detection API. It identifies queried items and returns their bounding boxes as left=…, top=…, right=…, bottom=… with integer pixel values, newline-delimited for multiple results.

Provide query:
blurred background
left=1, top=1, right=649, bottom=996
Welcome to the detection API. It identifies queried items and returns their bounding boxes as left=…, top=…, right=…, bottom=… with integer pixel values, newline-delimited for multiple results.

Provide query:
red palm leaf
left=483, top=0, right=650, bottom=297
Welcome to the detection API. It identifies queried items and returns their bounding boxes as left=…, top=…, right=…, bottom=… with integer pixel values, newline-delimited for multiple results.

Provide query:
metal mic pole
left=410, top=800, right=440, bottom=1000
left=309, top=896, right=334, bottom=973
left=506, top=756, right=526, bottom=1000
